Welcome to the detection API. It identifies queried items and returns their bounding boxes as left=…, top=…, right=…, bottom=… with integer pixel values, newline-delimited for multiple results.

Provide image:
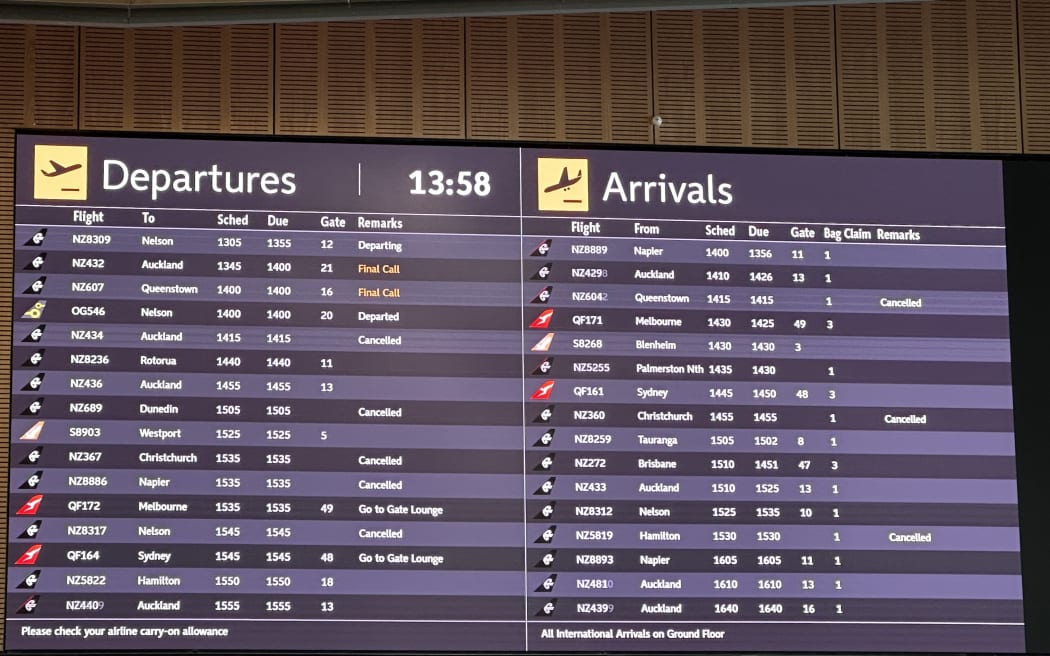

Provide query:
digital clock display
left=408, top=169, right=492, bottom=197
left=5, top=132, right=1045, bottom=654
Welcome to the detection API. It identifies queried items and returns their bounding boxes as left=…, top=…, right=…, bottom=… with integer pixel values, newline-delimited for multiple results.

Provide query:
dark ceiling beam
left=0, top=0, right=927, bottom=27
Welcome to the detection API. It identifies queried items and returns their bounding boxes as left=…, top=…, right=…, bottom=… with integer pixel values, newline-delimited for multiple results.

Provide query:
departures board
left=6, top=132, right=1043, bottom=653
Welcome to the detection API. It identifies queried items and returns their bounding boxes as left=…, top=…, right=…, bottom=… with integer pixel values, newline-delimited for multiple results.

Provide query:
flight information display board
left=7, top=133, right=1027, bottom=652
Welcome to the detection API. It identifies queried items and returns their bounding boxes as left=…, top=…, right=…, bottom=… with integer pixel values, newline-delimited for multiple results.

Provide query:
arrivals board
left=6, top=133, right=1039, bottom=652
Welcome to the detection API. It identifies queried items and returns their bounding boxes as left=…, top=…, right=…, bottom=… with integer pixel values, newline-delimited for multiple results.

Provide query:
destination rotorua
left=140, top=354, right=177, bottom=366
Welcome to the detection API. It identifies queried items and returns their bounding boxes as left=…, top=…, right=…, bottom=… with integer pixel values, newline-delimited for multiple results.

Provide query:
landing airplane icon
left=544, top=167, right=583, bottom=195
left=41, top=160, right=82, bottom=178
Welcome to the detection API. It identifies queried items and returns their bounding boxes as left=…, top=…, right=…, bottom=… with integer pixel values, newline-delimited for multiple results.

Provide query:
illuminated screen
left=7, top=132, right=1045, bottom=652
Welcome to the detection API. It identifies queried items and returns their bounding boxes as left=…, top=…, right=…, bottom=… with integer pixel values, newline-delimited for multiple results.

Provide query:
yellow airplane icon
left=34, top=145, right=88, bottom=201
left=537, top=157, right=588, bottom=212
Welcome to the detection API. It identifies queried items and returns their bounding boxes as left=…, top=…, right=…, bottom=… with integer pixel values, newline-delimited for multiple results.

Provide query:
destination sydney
left=8, top=134, right=1022, bottom=654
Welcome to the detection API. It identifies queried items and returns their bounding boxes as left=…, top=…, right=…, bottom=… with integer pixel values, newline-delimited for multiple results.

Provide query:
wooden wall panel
left=80, top=28, right=136, bottom=129
left=516, top=16, right=558, bottom=140
left=415, top=19, right=465, bottom=138
left=653, top=7, right=836, bottom=148
left=791, top=7, right=839, bottom=148
left=1019, top=0, right=1050, bottom=152
left=467, top=13, right=651, bottom=143
left=837, top=0, right=1020, bottom=152
left=0, top=28, right=28, bottom=129
left=606, top=13, right=654, bottom=143
left=25, top=26, right=80, bottom=129
left=224, top=25, right=275, bottom=134
left=465, top=17, right=512, bottom=139
left=971, top=0, right=1020, bottom=152
left=278, top=20, right=461, bottom=138
left=276, top=23, right=325, bottom=134
left=370, top=21, right=418, bottom=136
left=131, top=28, right=176, bottom=130
left=81, top=25, right=272, bottom=132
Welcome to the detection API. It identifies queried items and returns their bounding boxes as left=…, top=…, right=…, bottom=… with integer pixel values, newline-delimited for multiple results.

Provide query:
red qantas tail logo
left=531, top=380, right=556, bottom=400
left=530, top=309, right=554, bottom=329
left=16, top=494, right=44, bottom=515
left=15, top=544, right=42, bottom=565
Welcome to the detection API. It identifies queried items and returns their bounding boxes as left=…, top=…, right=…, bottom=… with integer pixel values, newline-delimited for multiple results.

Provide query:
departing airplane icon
left=543, top=167, right=583, bottom=195
left=40, top=160, right=82, bottom=178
